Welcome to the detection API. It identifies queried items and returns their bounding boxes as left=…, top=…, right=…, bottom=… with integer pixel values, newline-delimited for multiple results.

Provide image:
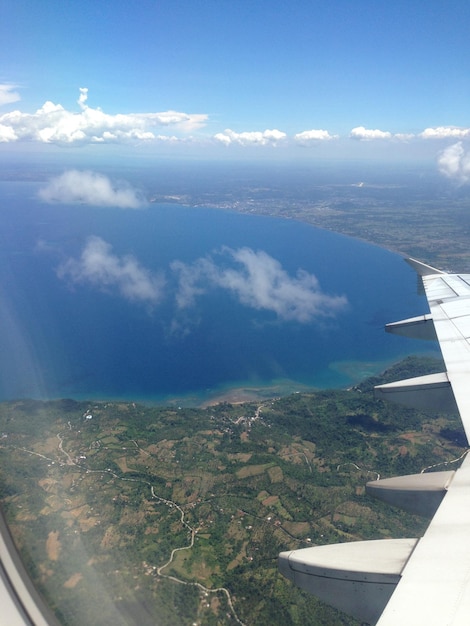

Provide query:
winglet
left=405, top=257, right=444, bottom=276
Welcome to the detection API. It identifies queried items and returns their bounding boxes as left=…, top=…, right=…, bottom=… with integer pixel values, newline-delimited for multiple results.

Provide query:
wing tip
left=405, top=257, right=444, bottom=276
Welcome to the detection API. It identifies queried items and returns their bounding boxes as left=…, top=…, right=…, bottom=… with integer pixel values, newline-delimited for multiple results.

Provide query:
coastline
left=54, top=353, right=441, bottom=409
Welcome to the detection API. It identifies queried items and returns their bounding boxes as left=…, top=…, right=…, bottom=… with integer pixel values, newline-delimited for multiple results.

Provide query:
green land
left=0, top=356, right=466, bottom=626
left=151, top=172, right=470, bottom=271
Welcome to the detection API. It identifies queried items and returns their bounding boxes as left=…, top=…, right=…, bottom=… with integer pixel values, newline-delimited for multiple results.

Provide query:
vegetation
left=0, top=356, right=465, bottom=625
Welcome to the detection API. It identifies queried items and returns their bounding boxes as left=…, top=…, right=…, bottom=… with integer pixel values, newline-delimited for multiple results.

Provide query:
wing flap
left=366, top=471, right=454, bottom=517
left=279, top=258, right=470, bottom=624
left=279, top=538, right=418, bottom=625
left=420, top=271, right=470, bottom=441
left=374, top=372, right=458, bottom=413
left=376, top=453, right=470, bottom=626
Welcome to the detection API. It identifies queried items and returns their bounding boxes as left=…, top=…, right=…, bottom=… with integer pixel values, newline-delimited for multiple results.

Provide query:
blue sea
left=0, top=177, right=437, bottom=406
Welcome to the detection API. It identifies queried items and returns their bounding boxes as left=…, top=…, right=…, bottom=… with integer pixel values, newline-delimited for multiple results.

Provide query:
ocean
left=0, top=178, right=436, bottom=406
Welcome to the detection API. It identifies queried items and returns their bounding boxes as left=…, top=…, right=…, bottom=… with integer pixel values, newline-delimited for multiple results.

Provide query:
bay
left=0, top=180, right=436, bottom=405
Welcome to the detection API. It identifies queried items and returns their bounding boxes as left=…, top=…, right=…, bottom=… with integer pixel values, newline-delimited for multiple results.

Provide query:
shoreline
left=3, top=352, right=441, bottom=409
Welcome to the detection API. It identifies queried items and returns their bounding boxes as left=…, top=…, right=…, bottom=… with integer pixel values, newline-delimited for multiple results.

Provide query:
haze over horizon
left=2, top=0, right=470, bottom=178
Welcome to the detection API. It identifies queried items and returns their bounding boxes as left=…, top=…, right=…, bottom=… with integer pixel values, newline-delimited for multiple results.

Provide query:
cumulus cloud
left=57, top=236, right=165, bottom=304
left=38, top=170, right=147, bottom=208
left=420, top=126, right=470, bottom=139
left=349, top=126, right=416, bottom=142
left=0, top=87, right=207, bottom=144
left=0, top=123, right=17, bottom=142
left=350, top=126, right=393, bottom=140
left=438, top=142, right=470, bottom=183
left=171, top=247, right=347, bottom=322
left=55, top=238, right=347, bottom=324
left=294, top=129, right=338, bottom=143
left=0, top=84, right=20, bottom=107
left=214, top=128, right=286, bottom=146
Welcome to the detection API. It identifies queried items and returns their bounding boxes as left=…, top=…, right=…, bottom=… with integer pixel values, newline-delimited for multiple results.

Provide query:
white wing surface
left=279, top=258, right=470, bottom=625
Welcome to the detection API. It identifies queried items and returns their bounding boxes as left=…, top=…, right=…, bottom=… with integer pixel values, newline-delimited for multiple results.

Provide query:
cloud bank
left=171, top=247, right=348, bottom=322
left=38, top=170, right=147, bottom=208
left=2, top=85, right=470, bottom=152
left=57, top=236, right=165, bottom=304
left=0, top=87, right=207, bottom=144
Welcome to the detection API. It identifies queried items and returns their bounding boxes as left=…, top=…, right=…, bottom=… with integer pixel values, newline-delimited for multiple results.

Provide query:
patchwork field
left=0, top=357, right=465, bottom=625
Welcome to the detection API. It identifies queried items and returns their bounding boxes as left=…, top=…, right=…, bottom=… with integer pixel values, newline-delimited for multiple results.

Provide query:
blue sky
left=2, top=0, right=470, bottom=170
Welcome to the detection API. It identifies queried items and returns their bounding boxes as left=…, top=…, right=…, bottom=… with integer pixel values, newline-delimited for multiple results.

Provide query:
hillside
left=0, top=356, right=465, bottom=626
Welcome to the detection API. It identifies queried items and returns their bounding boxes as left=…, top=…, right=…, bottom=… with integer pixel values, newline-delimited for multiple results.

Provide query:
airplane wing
left=279, top=258, right=470, bottom=625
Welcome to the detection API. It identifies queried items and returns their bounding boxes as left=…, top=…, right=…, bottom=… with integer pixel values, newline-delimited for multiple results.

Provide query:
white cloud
left=38, top=170, right=147, bottom=208
left=0, top=88, right=207, bottom=144
left=78, top=87, right=88, bottom=109
left=420, top=126, right=470, bottom=139
left=0, top=84, right=21, bottom=106
left=55, top=238, right=347, bottom=323
left=392, top=132, right=415, bottom=141
left=57, top=236, right=165, bottom=305
left=438, top=142, right=470, bottom=183
left=350, top=126, right=393, bottom=140
left=171, top=247, right=347, bottom=323
left=294, top=129, right=338, bottom=143
left=214, top=128, right=287, bottom=146
left=0, top=123, right=17, bottom=142
left=349, top=126, right=416, bottom=142
left=171, top=258, right=210, bottom=310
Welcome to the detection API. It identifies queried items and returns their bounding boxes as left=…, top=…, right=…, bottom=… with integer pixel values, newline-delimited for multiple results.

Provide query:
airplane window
left=1, top=2, right=469, bottom=625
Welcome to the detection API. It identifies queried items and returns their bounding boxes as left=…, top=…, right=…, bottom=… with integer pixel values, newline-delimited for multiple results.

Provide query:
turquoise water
left=0, top=180, right=435, bottom=405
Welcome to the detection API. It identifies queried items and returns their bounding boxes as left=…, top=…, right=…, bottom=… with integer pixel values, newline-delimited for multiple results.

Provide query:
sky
left=2, top=0, right=470, bottom=172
